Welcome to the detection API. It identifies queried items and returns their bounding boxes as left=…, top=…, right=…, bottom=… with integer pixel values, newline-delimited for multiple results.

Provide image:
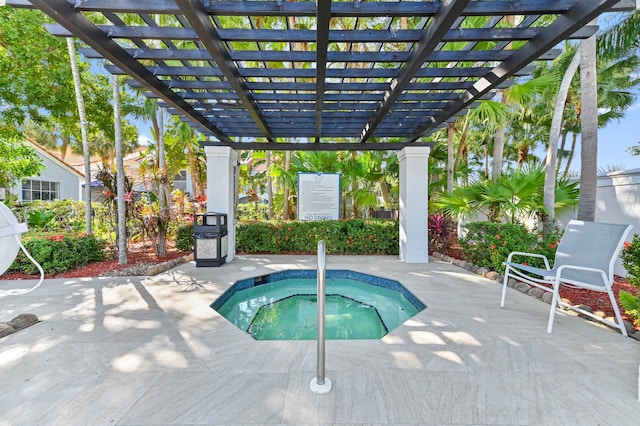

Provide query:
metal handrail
left=310, top=240, right=332, bottom=394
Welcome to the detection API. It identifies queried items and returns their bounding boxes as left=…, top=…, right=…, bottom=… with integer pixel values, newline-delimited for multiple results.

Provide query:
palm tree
left=125, top=95, right=171, bottom=256
left=112, top=74, right=127, bottom=265
left=66, top=37, right=92, bottom=234
left=432, top=165, right=579, bottom=226
left=578, top=11, right=640, bottom=222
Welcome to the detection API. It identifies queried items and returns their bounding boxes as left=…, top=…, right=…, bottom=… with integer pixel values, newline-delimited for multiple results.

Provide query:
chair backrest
left=554, top=220, right=633, bottom=288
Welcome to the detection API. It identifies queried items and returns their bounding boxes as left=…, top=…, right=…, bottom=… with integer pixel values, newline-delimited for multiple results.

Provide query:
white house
left=11, top=138, right=85, bottom=202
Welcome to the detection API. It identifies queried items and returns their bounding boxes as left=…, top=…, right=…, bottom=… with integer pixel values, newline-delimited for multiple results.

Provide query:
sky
left=595, top=103, right=640, bottom=171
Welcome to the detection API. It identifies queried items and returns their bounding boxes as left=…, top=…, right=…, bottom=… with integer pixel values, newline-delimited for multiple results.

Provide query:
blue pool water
left=211, top=270, right=426, bottom=340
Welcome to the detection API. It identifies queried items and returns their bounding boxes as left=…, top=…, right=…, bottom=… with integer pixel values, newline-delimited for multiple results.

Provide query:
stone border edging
left=431, top=252, right=640, bottom=341
left=146, top=253, right=194, bottom=276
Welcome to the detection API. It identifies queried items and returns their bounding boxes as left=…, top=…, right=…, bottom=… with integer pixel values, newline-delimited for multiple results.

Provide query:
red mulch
left=1, top=242, right=188, bottom=280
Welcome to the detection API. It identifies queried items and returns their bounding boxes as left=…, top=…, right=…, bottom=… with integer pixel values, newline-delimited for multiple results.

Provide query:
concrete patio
left=1, top=255, right=638, bottom=425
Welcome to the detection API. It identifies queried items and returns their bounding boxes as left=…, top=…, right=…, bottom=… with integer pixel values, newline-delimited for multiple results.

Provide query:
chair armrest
left=505, top=251, right=550, bottom=270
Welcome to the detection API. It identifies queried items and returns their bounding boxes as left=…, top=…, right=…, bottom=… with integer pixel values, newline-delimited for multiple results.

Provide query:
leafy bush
left=175, top=223, right=194, bottom=252
left=618, top=290, right=640, bottom=327
left=236, top=219, right=399, bottom=255
left=459, top=221, right=561, bottom=273
left=621, top=234, right=640, bottom=287
left=237, top=203, right=269, bottom=221
left=9, top=232, right=106, bottom=275
left=11, top=200, right=105, bottom=233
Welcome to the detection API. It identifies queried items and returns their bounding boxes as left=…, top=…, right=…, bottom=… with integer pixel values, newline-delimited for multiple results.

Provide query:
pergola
left=9, top=0, right=636, bottom=262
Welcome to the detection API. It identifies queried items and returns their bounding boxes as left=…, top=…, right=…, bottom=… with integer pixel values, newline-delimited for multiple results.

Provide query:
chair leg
left=607, top=287, right=628, bottom=337
left=547, top=283, right=561, bottom=333
left=500, top=267, right=510, bottom=307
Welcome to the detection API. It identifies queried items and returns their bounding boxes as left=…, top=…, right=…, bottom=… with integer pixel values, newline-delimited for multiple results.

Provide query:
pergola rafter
left=9, top=0, right=634, bottom=150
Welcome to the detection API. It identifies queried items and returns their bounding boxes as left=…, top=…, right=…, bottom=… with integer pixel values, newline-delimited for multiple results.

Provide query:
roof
left=24, top=136, right=86, bottom=180
left=10, top=0, right=637, bottom=151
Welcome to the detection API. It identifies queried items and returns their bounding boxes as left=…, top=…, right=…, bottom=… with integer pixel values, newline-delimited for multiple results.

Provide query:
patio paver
left=1, top=255, right=638, bottom=425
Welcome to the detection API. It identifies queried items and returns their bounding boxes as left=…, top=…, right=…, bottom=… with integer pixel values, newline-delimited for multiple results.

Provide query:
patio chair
left=500, top=220, right=633, bottom=336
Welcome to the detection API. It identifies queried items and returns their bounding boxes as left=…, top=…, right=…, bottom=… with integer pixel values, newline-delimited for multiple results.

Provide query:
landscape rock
left=486, top=271, right=499, bottom=281
left=0, top=323, right=15, bottom=338
left=1, top=313, right=39, bottom=339
left=541, top=292, right=554, bottom=304
left=527, top=287, right=545, bottom=299
left=623, top=320, right=636, bottom=336
left=8, top=313, right=39, bottom=331
left=515, top=282, right=530, bottom=294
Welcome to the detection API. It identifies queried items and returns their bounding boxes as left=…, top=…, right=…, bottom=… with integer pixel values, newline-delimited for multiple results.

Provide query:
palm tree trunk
left=67, top=37, right=92, bottom=235
left=112, top=75, right=127, bottom=265
left=556, top=131, right=568, bottom=176
left=578, top=35, right=598, bottom=221
left=447, top=122, right=455, bottom=193
left=491, top=126, right=505, bottom=180
left=379, top=180, right=392, bottom=210
left=156, top=108, right=169, bottom=256
left=562, top=132, right=579, bottom=178
left=266, top=151, right=273, bottom=219
left=187, top=143, right=199, bottom=198
left=543, top=47, right=581, bottom=234
left=283, top=151, right=291, bottom=220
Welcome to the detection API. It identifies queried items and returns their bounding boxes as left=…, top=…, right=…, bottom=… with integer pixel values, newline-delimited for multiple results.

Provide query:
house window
left=22, top=179, right=60, bottom=201
left=173, top=170, right=188, bottom=192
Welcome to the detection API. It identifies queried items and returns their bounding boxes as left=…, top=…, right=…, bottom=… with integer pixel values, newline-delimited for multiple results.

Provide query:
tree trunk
left=447, top=122, right=455, bottom=193
left=266, top=151, right=273, bottom=219
left=187, top=143, right=199, bottom=198
left=379, top=180, right=392, bottom=209
left=578, top=35, right=598, bottom=221
left=562, top=132, right=579, bottom=178
left=155, top=108, right=169, bottom=256
left=283, top=151, right=291, bottom=220
left=67, top=38, right=92, bottom=235
left=556, top=131, right=568, bottom=176
left=491, top=126, right=505, bottom=181
left=112, top=75, right=127, bottom=265
left=543, top=47, right=581, bottom=234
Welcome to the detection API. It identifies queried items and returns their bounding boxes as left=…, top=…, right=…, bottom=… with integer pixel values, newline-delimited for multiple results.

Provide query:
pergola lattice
left=9, top=0, right=636, bottom=151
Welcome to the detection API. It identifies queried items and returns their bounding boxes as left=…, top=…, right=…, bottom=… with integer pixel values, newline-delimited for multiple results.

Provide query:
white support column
left=204, top=145, right=238, bottom=262
left=398, top=146, right=430, bottom=263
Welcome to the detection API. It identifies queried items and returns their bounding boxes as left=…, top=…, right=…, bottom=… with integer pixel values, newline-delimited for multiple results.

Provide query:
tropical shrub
left=431, top=165, right=579, bottom=225
left=11, top=200, right=106, bottom=234
left=621, top=234, right=640, bottom=287
left=175, top=223, right=194, bottom=252
left=9, top=232, right=106, bottom=275
left=428, top=213, right=451, bottom=253
left=236, top=219, right=399, bottom=255
left=618, top=290, right=640, bottom=327
left=459, top=221, right=561, bottom=273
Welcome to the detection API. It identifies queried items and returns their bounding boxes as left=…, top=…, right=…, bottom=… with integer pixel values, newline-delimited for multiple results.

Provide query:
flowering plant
left=621, top=234, right=640, bottom=287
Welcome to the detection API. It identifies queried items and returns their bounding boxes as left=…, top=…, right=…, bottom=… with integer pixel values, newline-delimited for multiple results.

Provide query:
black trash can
left=193, top=212, right=228, bottom=267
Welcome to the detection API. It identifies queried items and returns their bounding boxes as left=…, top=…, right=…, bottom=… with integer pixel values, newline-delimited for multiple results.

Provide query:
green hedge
left=236, top=219, right=399, bottom=255
left=459, top=221, right=561, bottom=273
left=9, top=232, right=106, bottom=275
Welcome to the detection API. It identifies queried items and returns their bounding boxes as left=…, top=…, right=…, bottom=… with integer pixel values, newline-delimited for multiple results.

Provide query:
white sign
left=298, top=172, right=340, bottom=221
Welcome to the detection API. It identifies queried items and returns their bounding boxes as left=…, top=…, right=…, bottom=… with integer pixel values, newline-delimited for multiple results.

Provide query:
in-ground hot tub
left=211, top=269, right=426, bottom=340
